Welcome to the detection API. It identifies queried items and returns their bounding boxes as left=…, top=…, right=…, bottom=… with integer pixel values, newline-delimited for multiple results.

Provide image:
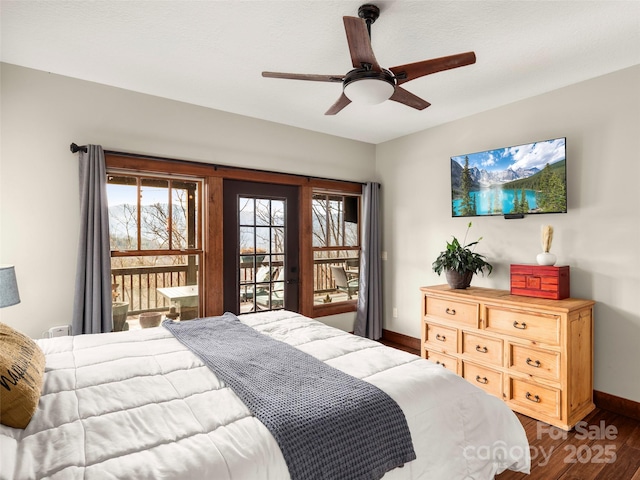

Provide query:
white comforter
left=1, top=311, right=530, bottom=479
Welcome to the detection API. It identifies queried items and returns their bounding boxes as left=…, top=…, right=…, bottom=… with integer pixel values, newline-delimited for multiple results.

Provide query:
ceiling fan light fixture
left=343, top=69, right=396, bottom=105
left=344, top=78, right=394, bottom=104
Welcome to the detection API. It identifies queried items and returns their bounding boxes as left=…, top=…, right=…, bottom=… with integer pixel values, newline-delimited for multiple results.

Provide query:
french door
left=223, top=180, right=299, bottom=314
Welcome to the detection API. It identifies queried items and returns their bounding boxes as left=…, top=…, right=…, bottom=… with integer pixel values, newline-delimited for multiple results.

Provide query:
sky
left=452, top=137, right=566, bottom=172
left=107, top=183, right=172, bottom=207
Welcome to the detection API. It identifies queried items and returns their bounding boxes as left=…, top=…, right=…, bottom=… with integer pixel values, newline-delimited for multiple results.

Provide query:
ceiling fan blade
left=390, top=52, right=476, bottom=85
left=325, top=93, right=352, bottom=115
left=389, top=87, right=431, bottom=110
left=343, top=16, right=382, bottom=71
left=262, top=72, right=344, bottom=83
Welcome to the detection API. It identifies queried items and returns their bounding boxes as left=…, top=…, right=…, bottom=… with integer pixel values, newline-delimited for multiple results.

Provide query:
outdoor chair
left=344, top=258, right=359, bottom=279
left=330, top=265, right=359, bottom=299
left=242, top=265, right=274, bottom=302
left=255, top=267, right=285, bottom=310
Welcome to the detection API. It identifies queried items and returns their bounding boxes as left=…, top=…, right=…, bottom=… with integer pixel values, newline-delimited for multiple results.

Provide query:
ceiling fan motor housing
left=343, top=68, right=395, bottom=104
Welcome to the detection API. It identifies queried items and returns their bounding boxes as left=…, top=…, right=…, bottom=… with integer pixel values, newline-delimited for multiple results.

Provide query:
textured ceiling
left=1, top=1, right=639, bottom=144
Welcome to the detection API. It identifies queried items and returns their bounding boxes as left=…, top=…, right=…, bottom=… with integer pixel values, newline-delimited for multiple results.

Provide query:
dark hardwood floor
left=496, top=408, right=640, bottom=480
left=379, top=338, right=640, bottom=479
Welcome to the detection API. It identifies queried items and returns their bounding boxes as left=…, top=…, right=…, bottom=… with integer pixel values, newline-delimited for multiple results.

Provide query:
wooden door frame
left=222, top=179, right=300, bottom=314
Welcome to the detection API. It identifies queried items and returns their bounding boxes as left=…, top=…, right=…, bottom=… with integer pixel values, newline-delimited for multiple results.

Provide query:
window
left=105, top=152, right=363, bottom=321
left=311, top=192, right=360, bottom=307
left=107, top=173, right=203, bottom=327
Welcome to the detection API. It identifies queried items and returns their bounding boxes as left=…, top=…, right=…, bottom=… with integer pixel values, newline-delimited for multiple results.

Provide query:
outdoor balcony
left=111, top=257, right=358, bottom=330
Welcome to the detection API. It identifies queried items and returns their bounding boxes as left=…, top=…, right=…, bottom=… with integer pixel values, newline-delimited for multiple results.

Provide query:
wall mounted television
left=451, top=137, right=567, bottom=217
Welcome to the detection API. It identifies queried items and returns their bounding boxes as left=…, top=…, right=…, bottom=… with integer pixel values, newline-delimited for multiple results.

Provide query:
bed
left=1, top=310, right=530, bottom=479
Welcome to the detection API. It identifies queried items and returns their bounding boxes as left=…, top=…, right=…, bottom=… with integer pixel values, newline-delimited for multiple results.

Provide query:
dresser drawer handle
left=445, top=308, right=456, bottom=315
left=513, top=321, right=527, bottom=330
left=526, top=358, right=542, bottom=368
left=475, top=375, right=488, bottom=384
left=435, top=334, right=446, bottom=342
left=526, top=392, right=541, bottom=403
left=475, top=345, right=488, bottom=353
left=436, top=361, right=446, bottom=368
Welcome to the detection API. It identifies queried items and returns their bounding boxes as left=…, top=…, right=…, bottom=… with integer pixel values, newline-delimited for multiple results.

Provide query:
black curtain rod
left=69, top=143, right=367, bottom=187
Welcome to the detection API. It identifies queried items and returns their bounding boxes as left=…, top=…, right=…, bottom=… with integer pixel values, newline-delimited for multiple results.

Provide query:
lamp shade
left=0, top=265, right=21, bottom=308
left=343, top=78, right=394, bottom=105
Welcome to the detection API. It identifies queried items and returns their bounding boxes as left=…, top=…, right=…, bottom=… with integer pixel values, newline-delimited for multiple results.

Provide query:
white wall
left=377, top=65, right=640, bottom=403
left=0, top=63, right=374, bottom=338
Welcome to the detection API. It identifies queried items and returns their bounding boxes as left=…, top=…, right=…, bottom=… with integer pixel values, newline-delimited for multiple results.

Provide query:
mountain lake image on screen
left=450, top=137, right=567, bottom=217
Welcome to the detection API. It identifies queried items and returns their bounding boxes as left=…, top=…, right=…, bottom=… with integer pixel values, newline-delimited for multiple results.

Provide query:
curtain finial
left=70, top=143, right=88, bottom=153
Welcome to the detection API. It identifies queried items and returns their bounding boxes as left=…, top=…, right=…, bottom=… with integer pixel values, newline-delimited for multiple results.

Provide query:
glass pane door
left=238, top=197, right=286, bottom=312
left=223, top=181, right=299, bottom=314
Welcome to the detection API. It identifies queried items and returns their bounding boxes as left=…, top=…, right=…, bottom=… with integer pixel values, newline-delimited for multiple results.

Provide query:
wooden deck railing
left=111, top=265, right=191, bottom=315
left=112, top=257, right=358, bottom=316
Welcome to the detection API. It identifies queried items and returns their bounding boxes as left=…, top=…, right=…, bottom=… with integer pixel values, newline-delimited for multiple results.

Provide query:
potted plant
left=432, top=222, right=493, bottom=289
left=111, top=283, right=130, bottom=331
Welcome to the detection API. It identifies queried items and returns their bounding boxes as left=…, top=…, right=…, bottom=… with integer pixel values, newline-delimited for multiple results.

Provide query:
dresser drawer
left=462, top=331, right=503, bottom=366
left=509, top=378, right=560, bottom=419
left=424, top=322, right=458, bottom=353
left=485, top=306, right=560, bottom=345
left=462, top=361, right=502, bottom=398
left=509, top=343, right=560, bottom=380
left=426, top=296, right=478, bottom=328
left=426, top=350, right=459, bottom=374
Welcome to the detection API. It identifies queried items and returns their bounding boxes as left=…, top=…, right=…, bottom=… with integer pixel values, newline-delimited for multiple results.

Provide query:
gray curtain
left=354, top=182, right=382, bottom=340
left=72, top=145, right=112, bottom=334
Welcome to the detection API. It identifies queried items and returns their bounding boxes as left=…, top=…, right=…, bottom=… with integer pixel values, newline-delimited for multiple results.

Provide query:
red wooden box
left=510, top=264, right=570, bottom=300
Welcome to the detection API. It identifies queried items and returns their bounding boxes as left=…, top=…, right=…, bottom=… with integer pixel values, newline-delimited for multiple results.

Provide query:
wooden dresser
left=420, top=284, right=595, bottom=430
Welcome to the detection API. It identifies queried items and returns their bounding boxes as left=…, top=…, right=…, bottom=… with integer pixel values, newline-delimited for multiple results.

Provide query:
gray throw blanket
left=163, top=313, right=416, bottom=480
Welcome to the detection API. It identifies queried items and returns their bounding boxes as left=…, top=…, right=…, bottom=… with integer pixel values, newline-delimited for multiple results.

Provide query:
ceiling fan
left=262, top=4, right=476, bottom=115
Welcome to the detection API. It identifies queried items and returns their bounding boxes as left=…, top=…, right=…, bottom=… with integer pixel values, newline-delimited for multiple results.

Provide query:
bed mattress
left=0, top=310, right=530, bottom=479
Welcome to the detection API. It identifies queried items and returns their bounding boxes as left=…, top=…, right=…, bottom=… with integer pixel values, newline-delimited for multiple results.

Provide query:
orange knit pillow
left=0, top=322, right=45, bottom=429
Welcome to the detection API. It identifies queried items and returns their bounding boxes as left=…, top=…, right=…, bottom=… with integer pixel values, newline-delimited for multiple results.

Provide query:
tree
left=511, top=190, right=520, bottom=214
left=311, top=195, right=358, bottom=248
left=519, top=189, right=530, bottom=213
left=110, top=203, right=138, bottom=251
left=537, top=163, right=566, bottom=212
left=239, top=198, right=285, bottom=254
left=493, top=188, right=502, bottom=214
left=460, top=156, right=476, bottom=216
left=509, top=189, right=529, bottom=214
left=109, top=182, right=194, bottom=268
